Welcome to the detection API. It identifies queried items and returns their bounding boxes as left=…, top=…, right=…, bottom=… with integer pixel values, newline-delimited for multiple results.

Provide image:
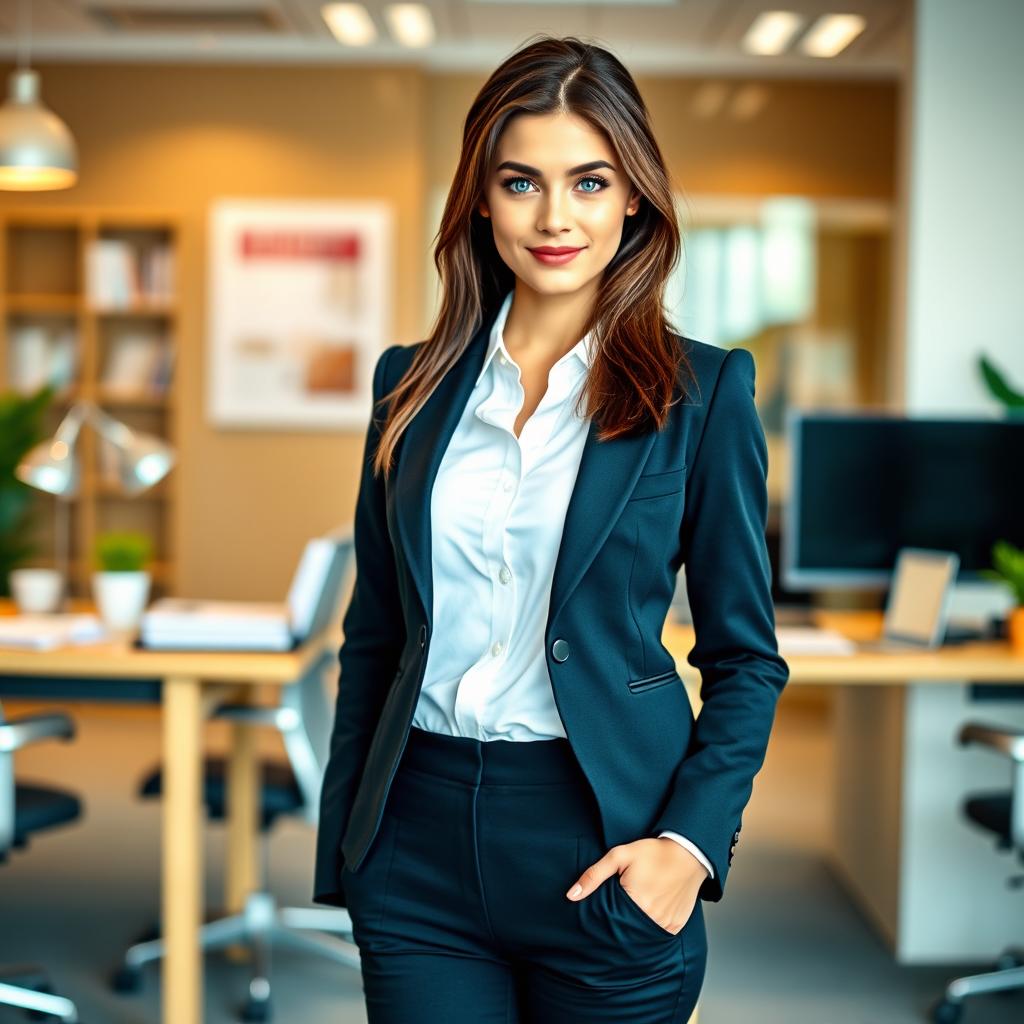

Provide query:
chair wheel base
left=110, top=964, right=143, bottom=994
left=22, top=979, right=59, bottom=1022
left=240, top=995, right=271, bottom=1022
left=930, top=997, right=963, bottom=1024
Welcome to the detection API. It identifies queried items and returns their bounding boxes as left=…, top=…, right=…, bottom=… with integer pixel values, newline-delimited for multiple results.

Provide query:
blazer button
left=551, top=638, right=571, bottom=662
left=419, top=624, right=427, bottom=648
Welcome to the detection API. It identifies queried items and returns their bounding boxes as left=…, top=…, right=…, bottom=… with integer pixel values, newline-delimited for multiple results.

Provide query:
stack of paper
left=140, top=599, right=293, bottom=651
left=775, top=626, right=857, bottom=656
left=0, top=613, right=109, bottom=651
left=139, top=535, right=345, bottom=652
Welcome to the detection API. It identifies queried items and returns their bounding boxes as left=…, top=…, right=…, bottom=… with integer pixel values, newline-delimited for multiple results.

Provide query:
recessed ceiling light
left=799, top=13, right=867, bottom=57
left=742, top=11, right=806, bottom=56
left=384, top=4, right=435, bottom=48
left=322, top=3, right=377, bottom=47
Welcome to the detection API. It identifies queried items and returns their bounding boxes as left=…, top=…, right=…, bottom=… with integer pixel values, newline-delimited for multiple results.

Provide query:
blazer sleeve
left=313, top=343, right=407, bottom=907
left=650, top=346, right=790, bottom=903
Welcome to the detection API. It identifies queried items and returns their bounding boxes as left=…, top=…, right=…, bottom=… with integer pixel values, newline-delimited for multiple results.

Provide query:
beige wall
left=0, top=63, right=896, bottom=600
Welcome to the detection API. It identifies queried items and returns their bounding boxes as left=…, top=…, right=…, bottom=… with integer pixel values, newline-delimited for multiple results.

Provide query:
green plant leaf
left=978, top=354, right=1024, bottom=409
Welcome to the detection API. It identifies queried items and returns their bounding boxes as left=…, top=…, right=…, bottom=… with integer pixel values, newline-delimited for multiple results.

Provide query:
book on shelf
left=86, top=238, right=175, bottom=308
left=100, top=331, right=171, bottom=397
left=8, top=322, right=79, bottom=394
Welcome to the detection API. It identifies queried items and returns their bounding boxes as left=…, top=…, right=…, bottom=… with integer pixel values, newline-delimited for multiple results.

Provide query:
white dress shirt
left=410, top=288, right=713, bottom=880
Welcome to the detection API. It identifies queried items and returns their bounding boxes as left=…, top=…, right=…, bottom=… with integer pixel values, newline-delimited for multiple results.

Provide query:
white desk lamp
left=15, top=399, right=176, bottom=611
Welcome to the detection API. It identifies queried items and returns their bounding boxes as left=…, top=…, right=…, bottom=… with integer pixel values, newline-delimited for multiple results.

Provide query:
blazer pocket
left=626, top=668, right=680, bottom=693
left=627, top=466, right=685, bottom=502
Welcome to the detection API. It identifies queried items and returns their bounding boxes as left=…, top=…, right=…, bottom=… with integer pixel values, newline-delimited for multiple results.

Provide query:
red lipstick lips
left=528, top=245, right=585, bottom=266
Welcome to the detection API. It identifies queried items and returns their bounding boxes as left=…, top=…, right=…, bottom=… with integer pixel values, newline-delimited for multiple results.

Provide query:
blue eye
left=499, top=174, right=610, bottom=195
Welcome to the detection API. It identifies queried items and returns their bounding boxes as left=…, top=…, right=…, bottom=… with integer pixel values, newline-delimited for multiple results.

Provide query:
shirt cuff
left=657, top=830, right=715, bottom=879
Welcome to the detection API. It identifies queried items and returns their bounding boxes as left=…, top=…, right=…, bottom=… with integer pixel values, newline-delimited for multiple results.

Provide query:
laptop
left=855, top=547, right=960, bottom=652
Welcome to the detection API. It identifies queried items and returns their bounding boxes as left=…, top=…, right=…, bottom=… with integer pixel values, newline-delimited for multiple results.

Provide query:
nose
left=536, top=190, right=574, bottom=235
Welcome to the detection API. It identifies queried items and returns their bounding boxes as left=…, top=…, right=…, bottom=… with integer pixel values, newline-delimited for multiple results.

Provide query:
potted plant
left=980, top=540, right=1024, bottom=655
left=92, top=530, right=153, bottom=632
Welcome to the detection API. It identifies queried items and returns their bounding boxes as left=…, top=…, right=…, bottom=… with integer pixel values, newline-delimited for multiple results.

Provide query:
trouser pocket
left=340, top=808, right=401, bottom=937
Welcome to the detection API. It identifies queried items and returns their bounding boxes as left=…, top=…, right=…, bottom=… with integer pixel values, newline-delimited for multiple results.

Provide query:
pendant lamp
left=0, top=0, right=78, bottom=191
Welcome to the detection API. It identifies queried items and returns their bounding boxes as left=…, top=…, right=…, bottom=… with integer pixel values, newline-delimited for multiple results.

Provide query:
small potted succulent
left=981, top=540, right=1024, bottom=655
left=92, top=530, right=153, bottom=632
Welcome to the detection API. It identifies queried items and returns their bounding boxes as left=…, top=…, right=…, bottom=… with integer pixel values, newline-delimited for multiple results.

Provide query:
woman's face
left=477, top=111, right=641, bottom=299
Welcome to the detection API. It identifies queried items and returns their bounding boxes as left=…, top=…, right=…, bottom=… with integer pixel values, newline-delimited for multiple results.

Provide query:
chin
left=520, top=269, right=585, bottom=294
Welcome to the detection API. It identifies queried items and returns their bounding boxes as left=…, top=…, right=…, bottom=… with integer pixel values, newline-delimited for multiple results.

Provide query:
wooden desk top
left=0, top=598, right=334, bottom=684
left=2, top=601, right=1021, bottom=686
left=663, top=608, right=1024, bottom=685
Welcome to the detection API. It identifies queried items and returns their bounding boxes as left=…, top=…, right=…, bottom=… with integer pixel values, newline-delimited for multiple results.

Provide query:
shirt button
left=499, top=566, right=511, bottom=585
left=502, top=477, right=514, bottom=492
left=491, top=640, right=503, bottom=656
left=499, top=354, right=508, bottom=366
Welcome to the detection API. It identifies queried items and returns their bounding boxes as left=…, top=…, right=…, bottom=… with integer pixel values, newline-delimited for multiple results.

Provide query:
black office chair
left=0, top=706, right=83, bottom=1023
left=931, top=721, right=1024, bottom=1023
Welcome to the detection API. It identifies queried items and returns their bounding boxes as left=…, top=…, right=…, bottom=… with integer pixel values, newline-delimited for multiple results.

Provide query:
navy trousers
left=340, top=725, right=707, bottom=1023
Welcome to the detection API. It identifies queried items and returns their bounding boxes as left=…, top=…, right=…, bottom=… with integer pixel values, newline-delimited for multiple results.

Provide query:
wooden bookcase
left=0, top=208, right=182, bottom=600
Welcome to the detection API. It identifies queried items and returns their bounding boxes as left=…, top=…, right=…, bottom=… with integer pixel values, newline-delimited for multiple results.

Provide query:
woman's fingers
left=565, top=844, right=625, bottom=900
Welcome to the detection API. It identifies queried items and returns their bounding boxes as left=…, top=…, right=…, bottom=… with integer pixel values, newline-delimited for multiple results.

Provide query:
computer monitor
left=782, top=411, right=1024, bottom=591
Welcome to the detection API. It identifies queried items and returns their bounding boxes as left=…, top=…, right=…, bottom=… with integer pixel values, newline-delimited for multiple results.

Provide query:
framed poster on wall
left=207, top=198, right=392, bottom=429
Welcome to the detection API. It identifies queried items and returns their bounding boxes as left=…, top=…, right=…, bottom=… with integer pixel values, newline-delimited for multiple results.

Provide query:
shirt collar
left=474, top=289, right=595, bottom=387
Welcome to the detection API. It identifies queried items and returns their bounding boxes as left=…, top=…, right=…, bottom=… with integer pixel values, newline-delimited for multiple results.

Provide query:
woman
left=314, top=34, right=789, bottom=1023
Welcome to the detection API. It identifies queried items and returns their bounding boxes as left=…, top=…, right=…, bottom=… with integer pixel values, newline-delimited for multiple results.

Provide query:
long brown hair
left=372, top=33, right=694, bottom=478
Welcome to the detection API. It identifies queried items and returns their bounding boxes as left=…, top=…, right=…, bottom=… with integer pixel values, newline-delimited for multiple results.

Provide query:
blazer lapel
left=391, top=311, right=659, bottom=636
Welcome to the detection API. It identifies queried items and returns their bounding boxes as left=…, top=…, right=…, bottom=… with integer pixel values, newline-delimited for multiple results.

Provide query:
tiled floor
left=0, top=693, right=1019, bottom=1023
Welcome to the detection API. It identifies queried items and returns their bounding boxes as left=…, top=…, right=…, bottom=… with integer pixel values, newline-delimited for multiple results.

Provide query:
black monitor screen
left=785, top=414, right=1024, bottom=586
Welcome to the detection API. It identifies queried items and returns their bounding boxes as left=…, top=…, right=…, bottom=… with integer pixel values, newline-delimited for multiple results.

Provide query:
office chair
left=112, top=531, right=360, bottom=1023
left=931, top=721, right=1024, bottom=1023
left=0, top=706, right=82, bottom=1023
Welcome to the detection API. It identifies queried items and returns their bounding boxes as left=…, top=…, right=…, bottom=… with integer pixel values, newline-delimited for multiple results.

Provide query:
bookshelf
left=0, top=208, right=181, bottom=600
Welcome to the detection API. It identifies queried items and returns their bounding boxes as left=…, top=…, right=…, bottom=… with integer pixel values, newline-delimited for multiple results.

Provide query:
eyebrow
left=495, top=159, right=617, bottom=178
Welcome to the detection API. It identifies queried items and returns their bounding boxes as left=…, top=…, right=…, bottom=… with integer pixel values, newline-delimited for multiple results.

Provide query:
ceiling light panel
left=741, top=10, right=806, bottom=56
left=322, top=2, right=377, bottom=45
left=384, top=4, right=435, bottom=47
left=800, top=13, right=867, bottom=57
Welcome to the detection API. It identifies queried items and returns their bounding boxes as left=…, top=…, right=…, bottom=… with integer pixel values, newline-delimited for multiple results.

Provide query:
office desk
left=4, top=602, right=1022, bottom=1009
left=664, top=609, right=1024, bottom=964
left=0, top=602, right=333, bottom=1024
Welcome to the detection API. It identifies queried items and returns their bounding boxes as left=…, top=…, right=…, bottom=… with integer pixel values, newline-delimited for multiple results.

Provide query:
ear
left=477, top=199, right=490, bottom=219
left=626, top=190, right=642, bottom=216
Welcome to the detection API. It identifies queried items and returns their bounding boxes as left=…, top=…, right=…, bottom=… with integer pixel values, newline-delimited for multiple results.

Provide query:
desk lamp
left=15, top=399, right=176, bottom=611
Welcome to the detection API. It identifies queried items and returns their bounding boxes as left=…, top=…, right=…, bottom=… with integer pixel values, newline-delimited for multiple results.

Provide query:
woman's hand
left=565, top=837, right=708, bottom=935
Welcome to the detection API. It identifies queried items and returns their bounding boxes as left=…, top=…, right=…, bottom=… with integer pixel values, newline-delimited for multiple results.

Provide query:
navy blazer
left=313, top=307, right=790, bottom=908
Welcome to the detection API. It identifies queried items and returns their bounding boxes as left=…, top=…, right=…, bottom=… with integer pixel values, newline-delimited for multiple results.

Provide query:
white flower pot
left=92, top=570, right=151, bottom=632
left=9, top=568, right=65, bottom=613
